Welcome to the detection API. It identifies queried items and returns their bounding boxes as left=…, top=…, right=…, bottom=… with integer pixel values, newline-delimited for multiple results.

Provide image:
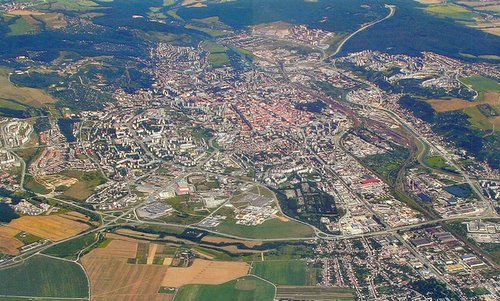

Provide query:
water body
left=0, top=203, right=19, bottom=223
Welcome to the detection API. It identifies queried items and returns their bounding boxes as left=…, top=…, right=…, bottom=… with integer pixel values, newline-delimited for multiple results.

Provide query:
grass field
left=464, top=106, right=495, bottom=130
left=0, top=67, right=56, bottom=107
left=216, top=218, right=314, bottom=239
left=61, top=170, right=105, bottom=201
left=276, top=286, right=355, bottom=301
left=0, top=255, right=88, bottom=298
left=25, top=175, right=51, bottom=194
left=42, top=232, right=98, bottom=260
left=8, top=15, right=40, bottom=36
left=424, top=155, right=457, bottom=172
left=252, top=260, right=318, bottom=286
left=203, top=41, right=230, bottom=67
left=461, top=76, right=500, bottom=92
left=425, top=4, right=479, bottom=21
left=174, top=275, right=275, bottom=301
left=186, top=24, right=228, bottom=37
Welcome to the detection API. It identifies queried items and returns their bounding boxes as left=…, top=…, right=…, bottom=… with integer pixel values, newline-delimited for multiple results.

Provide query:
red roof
left=361, top=178, right=380, bottom=185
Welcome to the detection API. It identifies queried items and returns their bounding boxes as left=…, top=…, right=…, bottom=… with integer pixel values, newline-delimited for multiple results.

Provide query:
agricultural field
left=174, top=275, right=276, bottom=301
left=0, top=255, right=88, bottom=298
left=0, top=226, right=23, bottom=255
left=427, top=98, right=486, bottom=112
left=425, top=4, right=479, bottom=22
left=2, top=211, right=91, bottom=241
left=420, top=1, right=500, bottom=36
left=216, top=217, right=314, bottom=239
left=81, top=238, right=170, bottom=301
left=251, top=260, right=318, bottom=286
left=42, top=232, right=99, bottom=260
left=427, top=77, right=499, bottom=131
left=161, top=259, right=250, bottom=288
left=0, top=67, right=56, bottom=107
left=81, top=234, right=251, bottom=301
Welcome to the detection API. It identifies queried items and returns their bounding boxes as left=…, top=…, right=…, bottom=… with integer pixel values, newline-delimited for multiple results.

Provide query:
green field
left=275, top=286, right=355, bottom=301
left=25, top=175, right=51, bottom=194
left=0, top=255, right=88, bottom=298
left=8, top=16, right=39, bottom=36
left=174, top=276, right=275, bottom=301
left=216, top=218, right=314, bottom=239
left=460, top=76, right=500, bottom=92
left=424, top=155, right=457, bottom=172
left=60, top=170, right=106, bottom=201
left=186, top=24, right=228, bottom=37
left=42, top=232, right=98, bottom=260
left=425, top=4, right=479, bottom=22
left=252, top=260, right=318, bottom=285
left=463, top=106, right=493, bottom=130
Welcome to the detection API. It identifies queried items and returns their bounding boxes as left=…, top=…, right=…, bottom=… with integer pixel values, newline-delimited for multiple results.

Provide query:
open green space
left=42, top=232, right=99, bottom=260
left=463, top=106, right=493, bottom=130
left=186, top=24, right=228, bottom=37
left=0, top=255, right=88, bottom=298
left=203, top=41, right=230, bottom=67
left=15, top=231, right=43, bottom=245
left=174, top=275, right=275, bottom=301
left=216, top=218, right=314, bottom=239
left=8, top=16, right=40, bottom=36
left=425, top=4, right=479, bottom=22
left=252, top=260, right=318, bottom=286
left=424, top=155, right=456, bottom=172
left=60, top=170, right=105, bottom=201
left=276, top=286, right=355, bottom=301
left=25, top=175, right=51, bottom=194
left=460, top=76, right=500, bottom=92
left=0, top=67, right=56, bottom=107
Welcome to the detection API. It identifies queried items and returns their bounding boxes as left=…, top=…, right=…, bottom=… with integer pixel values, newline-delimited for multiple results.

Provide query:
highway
left=325, top=5, right=396, bottom=59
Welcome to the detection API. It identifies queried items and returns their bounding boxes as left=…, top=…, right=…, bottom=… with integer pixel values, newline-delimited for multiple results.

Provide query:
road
left=326, top=5, right=396, bottom=59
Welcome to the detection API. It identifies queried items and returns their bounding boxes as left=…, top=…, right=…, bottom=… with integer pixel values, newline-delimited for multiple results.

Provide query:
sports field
left=0, top=255, right=88, bottom=298
left=252, top=260, right=318, bottom=286
left=174, top=275, right=275, bottom=301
